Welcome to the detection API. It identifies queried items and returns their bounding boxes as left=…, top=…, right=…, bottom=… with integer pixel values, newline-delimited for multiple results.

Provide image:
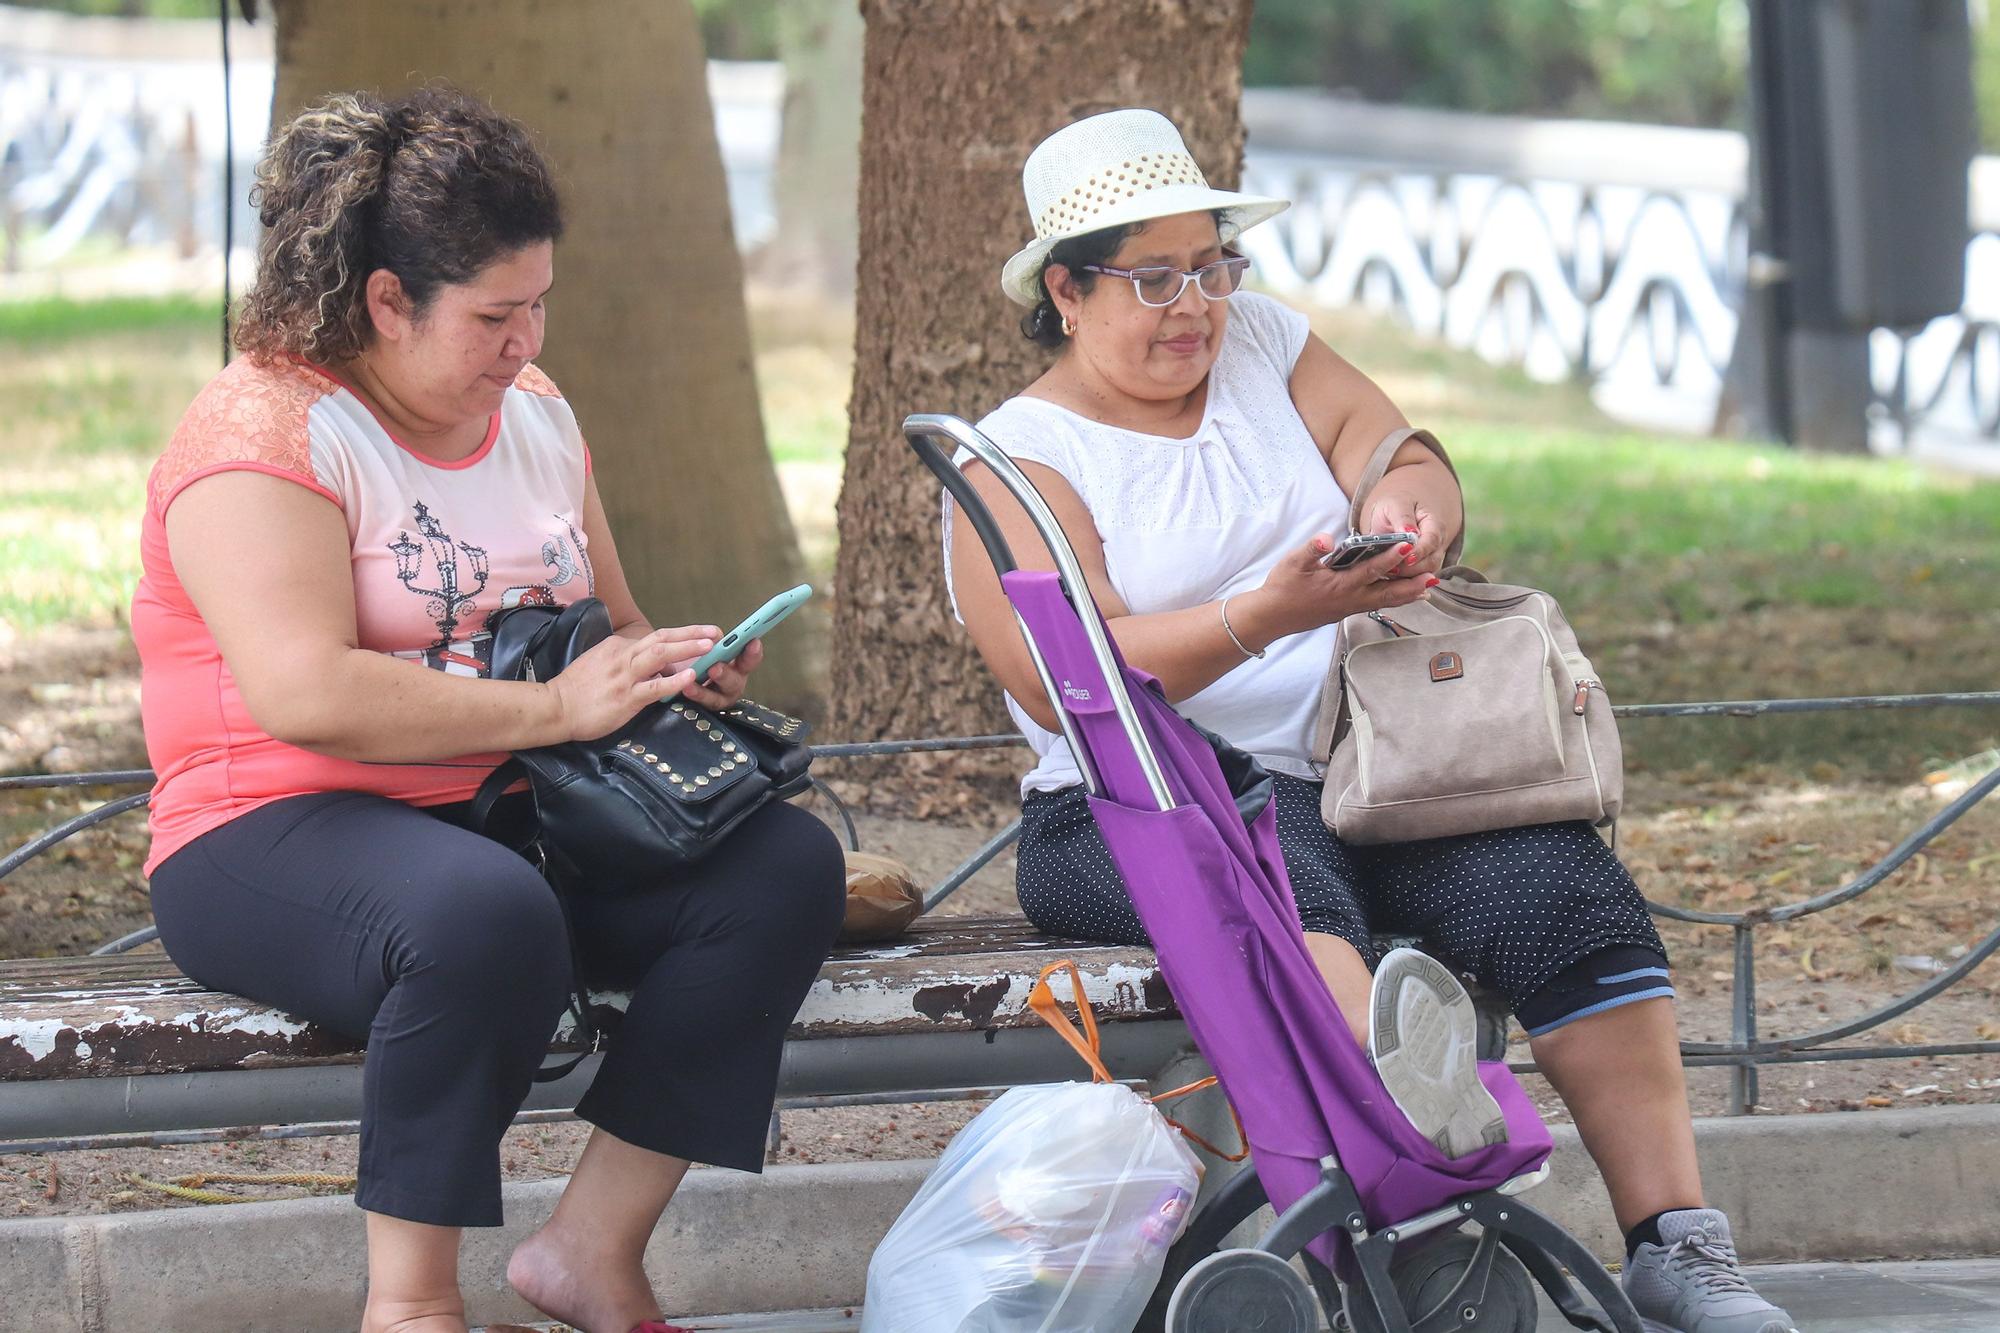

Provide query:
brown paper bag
left=839, top=850, right=923, bottom=942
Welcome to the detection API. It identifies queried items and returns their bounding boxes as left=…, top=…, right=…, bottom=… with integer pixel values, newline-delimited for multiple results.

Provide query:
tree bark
left=269, top=0, right=818, bottom=710
left=829, top=0, right=1253, bottom=811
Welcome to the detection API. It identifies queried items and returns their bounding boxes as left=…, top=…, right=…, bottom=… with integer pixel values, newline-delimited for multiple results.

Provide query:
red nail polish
left=1425, top=576, right=1440, bottom=587
left=1399, top=543, right=1413, bottom=553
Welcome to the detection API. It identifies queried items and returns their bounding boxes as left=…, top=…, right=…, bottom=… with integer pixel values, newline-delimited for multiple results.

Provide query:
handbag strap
left=468, top=757, right=526, bottom=838
left=1344, top=426, right=1466, bottom=571
left=467, top=758, right=599, bottom=1084
left=1310, top=665, right=1346, bottom=771
left=1313, top=426, right=1467, bottom=768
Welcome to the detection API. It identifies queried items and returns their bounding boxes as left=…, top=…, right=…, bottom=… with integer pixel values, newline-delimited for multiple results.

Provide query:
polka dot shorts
left=1016, top=772, right=1673, bottom=1035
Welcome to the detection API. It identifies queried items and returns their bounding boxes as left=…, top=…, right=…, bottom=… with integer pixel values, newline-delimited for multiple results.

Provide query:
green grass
left=0, top=292, right=216, bottom=344
left=1449, top=425, right=2000, bottom=621
left=3, top=290, right=1995, bottom=780
left=1428, top=422, right=2000, bottom=776
left=0, top=298, right=220, bottom=631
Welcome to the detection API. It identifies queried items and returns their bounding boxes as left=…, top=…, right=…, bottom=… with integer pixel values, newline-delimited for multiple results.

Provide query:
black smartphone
left=1318, top=530, right=1410, bottom=570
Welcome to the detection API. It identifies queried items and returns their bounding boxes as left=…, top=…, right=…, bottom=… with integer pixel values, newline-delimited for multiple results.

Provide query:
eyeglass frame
left=1078, top=253, right=1251, bottom=308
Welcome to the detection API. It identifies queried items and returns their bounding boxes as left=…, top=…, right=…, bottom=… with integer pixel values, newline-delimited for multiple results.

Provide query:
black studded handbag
left=469, top=597, right=813, bottom=895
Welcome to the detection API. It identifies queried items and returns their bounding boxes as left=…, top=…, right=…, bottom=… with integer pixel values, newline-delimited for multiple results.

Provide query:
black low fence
left=5, top=688, right=1998, bottom=1118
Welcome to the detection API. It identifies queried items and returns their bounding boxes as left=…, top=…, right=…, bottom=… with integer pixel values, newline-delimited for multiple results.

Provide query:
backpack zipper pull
left=1572, top=678, right=1601, bottom=715
left=1369, top=611, right=1416, bottom=637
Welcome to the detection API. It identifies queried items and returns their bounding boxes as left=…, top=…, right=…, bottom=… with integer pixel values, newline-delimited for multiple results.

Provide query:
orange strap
left=1027, top=960, right=1249, bottom=1162
left=1027, top=960, right=1113, bottom=1083
left=1151, top=1075, right=1251, bottom=1162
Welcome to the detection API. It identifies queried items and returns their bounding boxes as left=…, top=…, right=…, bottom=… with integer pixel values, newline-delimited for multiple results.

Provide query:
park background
left=0, top=0, right=1996, bottom=1220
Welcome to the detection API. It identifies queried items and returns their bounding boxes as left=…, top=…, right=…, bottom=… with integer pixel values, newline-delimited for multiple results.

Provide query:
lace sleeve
left=148, top=358, right=342, bottom=517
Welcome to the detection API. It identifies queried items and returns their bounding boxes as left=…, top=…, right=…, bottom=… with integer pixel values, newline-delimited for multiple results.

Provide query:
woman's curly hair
left=234, top=86, right=563, bottom=365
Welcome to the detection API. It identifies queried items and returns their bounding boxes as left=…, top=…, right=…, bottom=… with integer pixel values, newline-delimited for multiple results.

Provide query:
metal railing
left=1237, top=92, right=2000, bottom=454
left=5, top=689, right=1999, bottom=1120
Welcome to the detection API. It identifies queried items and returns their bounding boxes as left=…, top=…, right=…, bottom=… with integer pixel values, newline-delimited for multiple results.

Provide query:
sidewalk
left=477, top=1258, right=2000, bottom=1331
left=11, top=1106, right=1999, bottom=1332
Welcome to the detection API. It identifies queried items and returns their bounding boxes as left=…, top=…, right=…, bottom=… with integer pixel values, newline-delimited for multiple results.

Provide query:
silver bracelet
left=1219, top=595, right=1264, bottom=660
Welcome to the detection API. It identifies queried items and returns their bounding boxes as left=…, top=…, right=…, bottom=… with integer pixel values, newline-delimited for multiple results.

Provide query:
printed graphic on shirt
left=391, top=584, right=562, bottom=677
left=387, top=501, right=491, bottom=648
left=540, top=516, right=593, bottom=593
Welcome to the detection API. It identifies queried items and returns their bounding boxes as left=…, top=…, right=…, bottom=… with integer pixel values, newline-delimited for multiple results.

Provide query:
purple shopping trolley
left=909, top=413, right=1641, bottom=1333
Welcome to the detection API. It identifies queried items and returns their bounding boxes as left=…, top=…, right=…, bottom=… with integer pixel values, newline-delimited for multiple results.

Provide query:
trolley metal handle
left=905, top=412, right=1175, bottom=812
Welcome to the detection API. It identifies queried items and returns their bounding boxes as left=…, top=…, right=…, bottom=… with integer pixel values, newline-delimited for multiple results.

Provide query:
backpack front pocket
left=1345, top=617, right=1566, bottom=806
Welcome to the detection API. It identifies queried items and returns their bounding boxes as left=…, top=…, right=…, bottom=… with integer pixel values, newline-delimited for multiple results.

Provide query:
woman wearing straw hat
left=944, top=108, right=1797, bottom=1333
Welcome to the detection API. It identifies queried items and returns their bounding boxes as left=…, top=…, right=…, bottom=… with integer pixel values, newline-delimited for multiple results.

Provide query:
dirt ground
left=2, top=631, right=1998, bottom=1220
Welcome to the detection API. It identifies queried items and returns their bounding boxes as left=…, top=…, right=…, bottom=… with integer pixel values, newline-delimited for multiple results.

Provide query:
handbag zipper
left=604, top=745, right=699, bottom=799
left=1368, top=611, right=1417, bottom=637
left=1572, top=678, right=1603, bottom=715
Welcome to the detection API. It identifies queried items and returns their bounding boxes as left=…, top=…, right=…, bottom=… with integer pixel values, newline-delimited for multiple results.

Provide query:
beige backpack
left=1311, top=429, right=1623, bottom=844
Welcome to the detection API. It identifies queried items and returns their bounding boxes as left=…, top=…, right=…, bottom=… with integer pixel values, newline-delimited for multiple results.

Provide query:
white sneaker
left=1367, top=947, right=1508, bottom=1158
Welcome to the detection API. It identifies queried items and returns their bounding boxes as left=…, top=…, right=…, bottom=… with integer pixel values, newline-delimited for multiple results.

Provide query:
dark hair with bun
left=1019, top=222, right=1143, bottom=349
left=235, top=85, right=564, bottom=364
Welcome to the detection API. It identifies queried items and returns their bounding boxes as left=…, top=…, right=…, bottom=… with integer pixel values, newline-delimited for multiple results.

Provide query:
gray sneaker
left=1621, top=1208, right=1800, bottom=1333
left=1367, top=947, right=1507, bottom=1158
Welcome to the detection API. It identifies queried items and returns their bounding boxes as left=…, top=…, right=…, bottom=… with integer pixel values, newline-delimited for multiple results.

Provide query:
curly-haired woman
left=132, top=88, right=844, bottom=1333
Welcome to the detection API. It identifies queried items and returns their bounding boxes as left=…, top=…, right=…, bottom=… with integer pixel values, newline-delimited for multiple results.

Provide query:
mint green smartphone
left=688, top=583, right=812, bottom=684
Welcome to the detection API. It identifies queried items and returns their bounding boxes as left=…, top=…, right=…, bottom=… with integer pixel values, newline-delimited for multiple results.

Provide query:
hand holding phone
left=1318, top=530, right=1410, bottom=570
left=687, top=583, right=813, bottom=685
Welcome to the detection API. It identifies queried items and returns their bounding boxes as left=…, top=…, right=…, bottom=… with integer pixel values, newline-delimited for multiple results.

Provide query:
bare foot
left=507, top=1222, right=663, bottom=1333
left=358, top=1299, right=467, bottom=1333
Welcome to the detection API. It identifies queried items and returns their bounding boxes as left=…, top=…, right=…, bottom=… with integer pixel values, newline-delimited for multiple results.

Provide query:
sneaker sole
left=1369, top=947, right=1507, bottom=1159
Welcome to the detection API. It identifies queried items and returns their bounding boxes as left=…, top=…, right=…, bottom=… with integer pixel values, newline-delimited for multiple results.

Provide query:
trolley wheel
left=1165, top=1248, right=1319, bottom=1333
left=1346, top=1232, right=1539, bottom=1333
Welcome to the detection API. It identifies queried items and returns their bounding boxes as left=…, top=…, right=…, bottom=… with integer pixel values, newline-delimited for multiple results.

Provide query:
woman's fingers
left=1368, top=499, right=1418, bottom=537
left=1360, top=546, right=1408, bottom=581
left=654, top=623, right=723, bottom=644
left=644, top=668, right=698, bottom=700
left=645, top=631, right=715, bottom=667
left=688, top=663, right=747, bottom=709
left=1373, top=574, right=1436, bottom=608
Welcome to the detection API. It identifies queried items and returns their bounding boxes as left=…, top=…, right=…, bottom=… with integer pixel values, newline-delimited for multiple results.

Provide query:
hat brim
left=1000, top=185, right=1290, bottom=306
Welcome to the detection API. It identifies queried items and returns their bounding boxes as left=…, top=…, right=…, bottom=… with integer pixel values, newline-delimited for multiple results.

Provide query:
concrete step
left=479, top=1259, right=2000, bottom=1332
left=13, top=1106, right=2000, bottom=1332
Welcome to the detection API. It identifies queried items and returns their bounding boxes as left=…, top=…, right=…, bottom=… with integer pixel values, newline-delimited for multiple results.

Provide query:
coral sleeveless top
left=132, top=356, right=593, bottom=874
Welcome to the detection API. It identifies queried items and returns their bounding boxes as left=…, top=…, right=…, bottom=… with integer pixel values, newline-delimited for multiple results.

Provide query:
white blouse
left=943, top=291, right=1350, bottom=795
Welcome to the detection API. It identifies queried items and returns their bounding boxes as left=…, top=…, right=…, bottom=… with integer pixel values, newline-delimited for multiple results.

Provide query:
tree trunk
left=269, top=0, right=819, bottom=710
left=752, top=0, right=862, bottom=298
left=829, top=0, right=1253, bottom=812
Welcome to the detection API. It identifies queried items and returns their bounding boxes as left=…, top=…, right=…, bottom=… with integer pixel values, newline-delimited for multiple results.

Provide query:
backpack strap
left=1344, top=426, right=1467, bottom=571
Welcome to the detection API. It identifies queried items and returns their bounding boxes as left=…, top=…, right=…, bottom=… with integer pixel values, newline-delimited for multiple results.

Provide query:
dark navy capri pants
left=148, top=790, right=846, bottom=1228
left=1016, top=772, right=1672, bottom=1036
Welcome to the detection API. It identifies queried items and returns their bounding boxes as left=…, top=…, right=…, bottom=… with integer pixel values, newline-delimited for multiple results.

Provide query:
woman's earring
left=1060, top=313, right=1076, bottom=337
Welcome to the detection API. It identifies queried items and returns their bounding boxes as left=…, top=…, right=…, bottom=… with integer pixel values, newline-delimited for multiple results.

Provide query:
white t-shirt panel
left=941, top=291, right=1348, bottom=794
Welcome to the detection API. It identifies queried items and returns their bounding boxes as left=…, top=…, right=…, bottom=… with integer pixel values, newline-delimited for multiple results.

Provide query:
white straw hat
left=1000, top=108, right=1289, bottom=307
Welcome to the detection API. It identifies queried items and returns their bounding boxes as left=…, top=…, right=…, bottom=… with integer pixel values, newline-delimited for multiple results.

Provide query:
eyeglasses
left=1081, top=255, right=1250, bottom=308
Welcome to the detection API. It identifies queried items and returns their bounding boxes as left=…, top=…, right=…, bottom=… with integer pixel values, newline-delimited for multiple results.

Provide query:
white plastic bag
left=861, top=963, right=1207, bottom=1333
